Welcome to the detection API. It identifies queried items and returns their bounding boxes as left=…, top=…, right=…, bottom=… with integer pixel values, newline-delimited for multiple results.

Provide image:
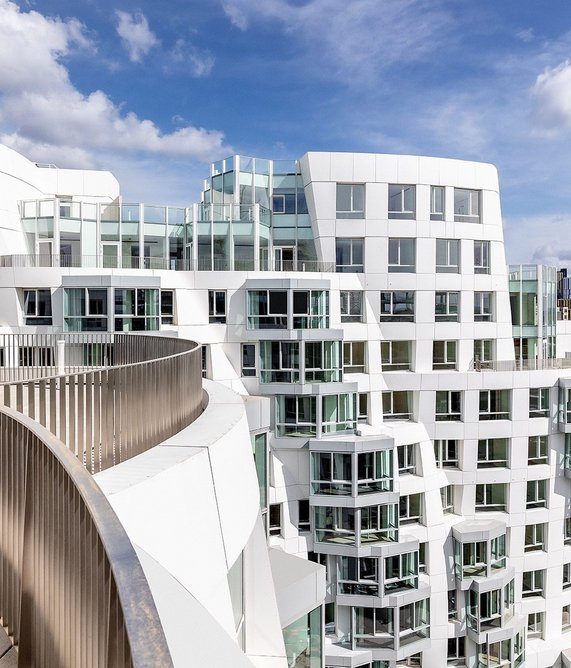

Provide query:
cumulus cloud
left=115, top=10, right=159, bottom=63
left=531, top=61, right=571, bottom=134
left=0, top=0, right=230, bottom=169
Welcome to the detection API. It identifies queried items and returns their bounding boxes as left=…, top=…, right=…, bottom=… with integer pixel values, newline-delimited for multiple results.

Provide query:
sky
left=3, top=1, right=571, bottom=264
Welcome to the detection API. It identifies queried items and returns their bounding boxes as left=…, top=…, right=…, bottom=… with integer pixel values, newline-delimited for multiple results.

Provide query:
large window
left=474, top=240, right=490, bottom=274
left=338, top=557, right=379, bottom=596
left=23, top=289, right=52, bottom=325
left=381, top=340, right=411, bottom=370
left=454, top=535, right=506, bottom=579
left=247, top=290, right=287, bottom=329
left=64, top=288, right=108, bottom=331
left=477, top=439, right=509, bottom=468
left=479, top=389, right=510, bottom=420
left=454, top=188, right=480, bottom=223
left=305, top=341, right=342, bottom=382
left=435, top=291, right=459, bottom=321
left=260, top=341, right=300, bottom=383
left=336, top=183, right=364, bottom=219
left=436, top=239, right=460, bottom=273
left=336, top=238, right=363, bottom=272
left=398, top=599, right=429, bottom=647
left=474, top=291, right=493, bottom=321
left=114, top=288, right=159, bottom=331
left=340, top=291, right=363, bottom=322
left=354, top=606, right=394, bottom=649
left=433, top=340, right=457, bottom=369
left=435, top=390, right=462, bottom=421
left=283, top=607, right=322, bottom=668
left=530, top=387, right=550, bottom=418
left=528, top=435, right=548, bottom=465
left=208, top=290, right=226, bottom=323
left=388, top=184, right=416, bottom=219
left=293, top=290, right=329, bottom=328
left=475, top=484, right=506, bottom=512
left=388, top=238, right=415, bottom=272
left=430, top=186, right=445, bottom=221
left=275, top=396, right=317, bottom=437
left=527, top=479, right=547, bottom=509
left=312, top=450, right=393, bottom=496
left=382, top=391, right=412, bottom=420
left=468, top=581, right=514, bottom=632
left=380, top=292, right=414, bottom=321
left=315, top=504, right=398, bottom=546
left=344, top=341, right=366, bottom=373
left=434, top=440, right=458, bottom=468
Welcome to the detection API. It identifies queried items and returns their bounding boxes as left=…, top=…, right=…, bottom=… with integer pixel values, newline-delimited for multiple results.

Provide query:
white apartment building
left=1, top=144, right=571, bottom=668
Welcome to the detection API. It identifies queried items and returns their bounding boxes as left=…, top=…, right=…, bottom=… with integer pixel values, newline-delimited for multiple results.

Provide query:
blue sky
left=3, top=0, right=571, bottom=264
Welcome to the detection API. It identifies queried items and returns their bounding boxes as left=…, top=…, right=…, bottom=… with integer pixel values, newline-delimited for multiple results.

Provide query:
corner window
left=276, top=395, right=317, bottom=437
left=477, top=438, right=509, bottom=468
left=385, top=552, right=418, bottom=593
left=208, top=290, right=226, bottom=323
left=388, top=184, right=416, bottom=219
left=381, top=340, right=411, bottom=370
left=529, top=388, right=550, bottom=418
left=435, top=390, right=462, bottom=421
left=380, top=291, right=415, bottom=322
left=433, top=340, right=457, bottom=369
left=114, top=288, right=159, bottom=331
left=322, top=394, right=357, bottom=434
left=260, top=341, right=299, bottom=383
left=434, top=439, right=458, bottom=468
left=336, top=238, right=363, bottom=273
left=338, top=556, right=379, bottom=596
left=160, top=290, right=174, bottom=324
left=435, top=291, right=459, bottom=321
left=336, top=183, right=364, bottom=219
left=23, top=289, right=52, bottom=325
left=474, top=291, right=493, bottom=321
left=388, top=238, right=415, bottom=272
left=241, top=343, right=256, bottom=377
left=247, top=290, right=287, bottom=329
left=305, top=341, right=342, bottom=382
left=479, top=390, right=510, bottom=420
left=430, top=186, right=445, bottom=221
left=343, top=341, right=366, bottom=373
left=436, top=239, right=460, bottom=273
left=64, top=287, right=108, bottom=332
left=340, top=290, right=363, bottom=322
left=528, top=435, right=548, bottom=465
left=293, top=290, right=329, bottom=328
left=474, top=240, right=490, bottom=274
left=454, top=188, right=480, bottom=223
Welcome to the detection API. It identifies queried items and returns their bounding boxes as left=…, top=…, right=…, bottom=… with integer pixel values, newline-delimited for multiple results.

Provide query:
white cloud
left=221, top=1, right=248, bottom=30
left=115, top=10, right=159, bottom=63
left=170, top=39, right=215, bottom=77
left=531, top=60, right=571, bottom=134
left=0, top=0, right=231, bottom=170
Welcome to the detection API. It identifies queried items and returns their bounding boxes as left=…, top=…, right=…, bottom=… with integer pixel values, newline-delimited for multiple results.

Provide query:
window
left=398, top=599, right=429, bottom=646
left=528, top=612, right=543, bottom=639
left=441, top=485, right=454, bottom=514
left=448, top=589, right=457, bottom=620
left=298, top=500, right=310, bottom=532
left=336, top=238, right=363, bottom=273
left=381, top=340, right=411, bottom=370
left=269, top=504, right=282, bottom=536
left=435, top=291, right=459, bottom=321
left=418, top=543, right=427, bottom=573
left=399, top=494, right=422, bottom=525
left=477, top=439, right=509, bottom=468
left=336, top=183, right=364, bottom=219
left=383, top=391, right=412, bottom=420
left=23, top=289, right=52, bottom=325
left=475, top=484, right=506, bottom=512
left=251, top=432, right=268, bottom=512
left=435, top=391, right=462, bottom=421
left=524, top=523, right=545, bottom=552
left=388, top=238, right=415, bottom=272
left=479, top=389, right=510, bottom=420
left=528, top=436, right=548, bottom=465
left=260, top=341, right=299, bottom=383
left=565, top=563, right=571, bottom=590
left=566, top=517, right=571, bottom=545
left=436, top=239, right=459, bottom=273
left=340, top=290, right=363, bottom=322
left=454, top=188, right=480, bottom=223
left=474, top=291, right=493, bottom=321
left=114, top=288, right=160, bottom=331
left=358, top=393, right=368, bottom=423
left=344, top=341, right=366, bottom=373
left=474, top=240, right=490, bottom=274
left=208, top=290, right=226, bottom=323
left=311, top=452, right=352, bottom=496
left=388, top=184, right=415, bottom=219
left=305, top=341, right=342, bottom=382
left=432, top=341, right=457, bottom=369
left=447, top=637, right=465, bottom=663
left=160, top=290, right=174, bottom=324
left=201, top=344, right=208, bottom=378
left=357, top=450, right=393, bottom=494
left=64, top=287, right=108, bottom=332
left=338, top=556, right=379, bottom=596
left=398, top=444, right=416, bottom=475
left=380, top=292, right=415, bottom=322
left=247, top=290, right=287, bottom=329
left=315, top=504, right=398, bottom=546
left=241, top=343, right=256, bottom=377
left=455, top=537, right=506, bottom=579
left=322, top=394, right=357, bottom=434
left=354, top=606, right=394, bottom=647
left=564, top=604, right=571, bottom=631
left=434, top=440, right=458, bottom=468
left=384, top=552, right=418, bottom=593
left=275, top=395, right=317, bottom=437
left=529, top=387, right=550, bottom=418
left=293, top=290, right=329, bottom=328
left=522, top=570, right=544, bottom=598
left=430, top=185, right=445, bottom=221
left=474, top=339, right=493, bottom=367
left=527, top=479, right=547, bottom=509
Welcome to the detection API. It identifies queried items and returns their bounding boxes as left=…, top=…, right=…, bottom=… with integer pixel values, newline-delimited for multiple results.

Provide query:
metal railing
left=0, top=333, right=203, bottom=473
left=0, top=405, right=173, bottom=667
left=470, top=357, right=571, bottom=372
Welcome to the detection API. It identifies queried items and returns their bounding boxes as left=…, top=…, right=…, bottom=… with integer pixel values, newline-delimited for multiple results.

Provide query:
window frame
left=435, top=291, right=459, bottom=322
left=388, top=238, right=416, bottom=273
left=381, top=340, right=411, bottom=371
left=474, top=291, right=493, bottom=322
left=343, top=341, right=366, bottom=373
left=436, top=239, right=460, bottom=273
left=398, top=443, right=416, bottom=475
left=247, top=289, right=288, bottom=329
left=64, top=287, right=109, bottom=332
left=435, top=390, right=462, bottom=422
left=477, top=438, right=509, bottom=468
left=380, top=291, right=415, bottom=322
left=399, top=493, right=423, bottom=525
left=336, top=183, right=365, bottom=219
left=528, top=435, right=548, bottom=465
left=479, top=389, right=510, bottom=420
left=160, top=289, right=174, bottom=325
left=432, top=340, right=457, bottom=370
left=23, top=288, right=52, bottom=325
left=336, top=238, right=364, bottom=273
left=526, top=479, right=547, bottom=509
left=529, top=387, right=550, bottom=418
left=383, top=391, right=413, bottom=421
left=208, top=289, right=227, bottom=324
left=241, top=342, right=256, bottom=377
left=434, top=439, right=458, bottom=468
left=522, top=569, right=544, bottom=598
left=430, top=185, right=445, bottom=221
left=454, top=188, right=481, bottom=223
left=474, top=240, right=490, bottom=274
left=475, top=483, right=506, bottom=512
left=524, top=523, right=545, bottom=553
left=340, top=290, right=364, bottom=323
left=388, top=184, right=416, bottom=220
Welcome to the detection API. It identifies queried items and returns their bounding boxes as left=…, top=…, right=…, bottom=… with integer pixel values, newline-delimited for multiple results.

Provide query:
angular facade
left=2, top=145, right=571, bottom=667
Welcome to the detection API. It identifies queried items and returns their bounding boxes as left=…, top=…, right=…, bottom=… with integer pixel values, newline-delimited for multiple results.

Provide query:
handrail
left=470, top=357, right=571, bottom=372
left=0, top=405, right=173, bottom=667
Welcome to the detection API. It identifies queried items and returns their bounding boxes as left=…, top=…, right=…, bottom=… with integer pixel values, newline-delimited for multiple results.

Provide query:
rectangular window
left=260, top=341, right=300, bottom=383
left=528, top=436, right=548, bottom=465
left=298, top=500, right=310, bottom=532
left=529, top=388, right=550, bottom=418
left=23, top=289, right=52, bottom=325
left=447, top=637, right=465, bottom=661
left=388, top=184, right=416, bottom=219
left=524, top=523, right=545, bottom=552
left=357, top=450, right=393, bottom=494
left=381, top=340, right=411, bottom=370
left=475, top=483, right=506, bottom=512
left=338, top=557, right=379, bottom=596
left=477, top=438, right=509, bottom=468
left=311, top=452, right=352, bottom=496
left=340, top=290, right=363, bottom=322
left=382, top=391, right=412, bottom=421
left=430, top=186, right=445, bottom=221
left=241, top=343, right=256, bottom=377
left=358, top=393, right=368, bottom=423
left=208, top=290, right=226, bottom=323
left=441, top=485, right=454, bottom=514
left=336, top=183, right=364, bottom=219
left=418, top=543, right=427, bottom=573
left=454, top=188, right=480, bottom=223
left=398, top=443, right=416, bottom=475
left=474, top=240, right=490, bottom=274
left=388, top=238, right=415, bottom=273
left=527, top=479, right=547, bottom=509
left=247, top=290, right=287, bottom=329
left=564, top=563, right=571, bottom=590
left=275, top=395, right=317, bottom=437
left=344, top=341, right=366, bottom=373
left=474, top=291, right=493, bottom=321
left=252, top=432, right=268, bottom=511
left=433, top=340, right=457, bottom=369
left=160, top=290, right=174, bottom=324
left=380, top=292, right=415, bottom=322
left=566, top=518, right=571, bottom=545
left=398, top=599, right=429, bottom=645
left=269, top=503, right=282, bottom=536
left=522, top=569, right=544, bottom=598
left=399, top=494, right=422, bottom=525
left=64, top=287, right=108, bottom=332
left=528, top=612, right=543, bottom=639
left=436, top=239, right=460, bottom=273
left=435, top=390, right=462, bottom=421
left=354, top=606, right=394, bottom=646
left=336, top=238, right=363, bottom=273
left=474, top=339, right=493, bottom=366
left=434, top=440, right=458, bottom=468
left=564, top=605, right=571, bottom=631
left=322, top=394, right=357, bottom=434
left=435, top=291, right=459, bottom=321
left=305, top=341, right=342, bottom=382
left=479, top=390, right=510, bottom=420
left=293, top=290, right=329, bottom=329
left=114, top=288, right=159, bottom=331
left=201, top=344, right=208, bottom=378
left=384, top=552, right=418, bottom=593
